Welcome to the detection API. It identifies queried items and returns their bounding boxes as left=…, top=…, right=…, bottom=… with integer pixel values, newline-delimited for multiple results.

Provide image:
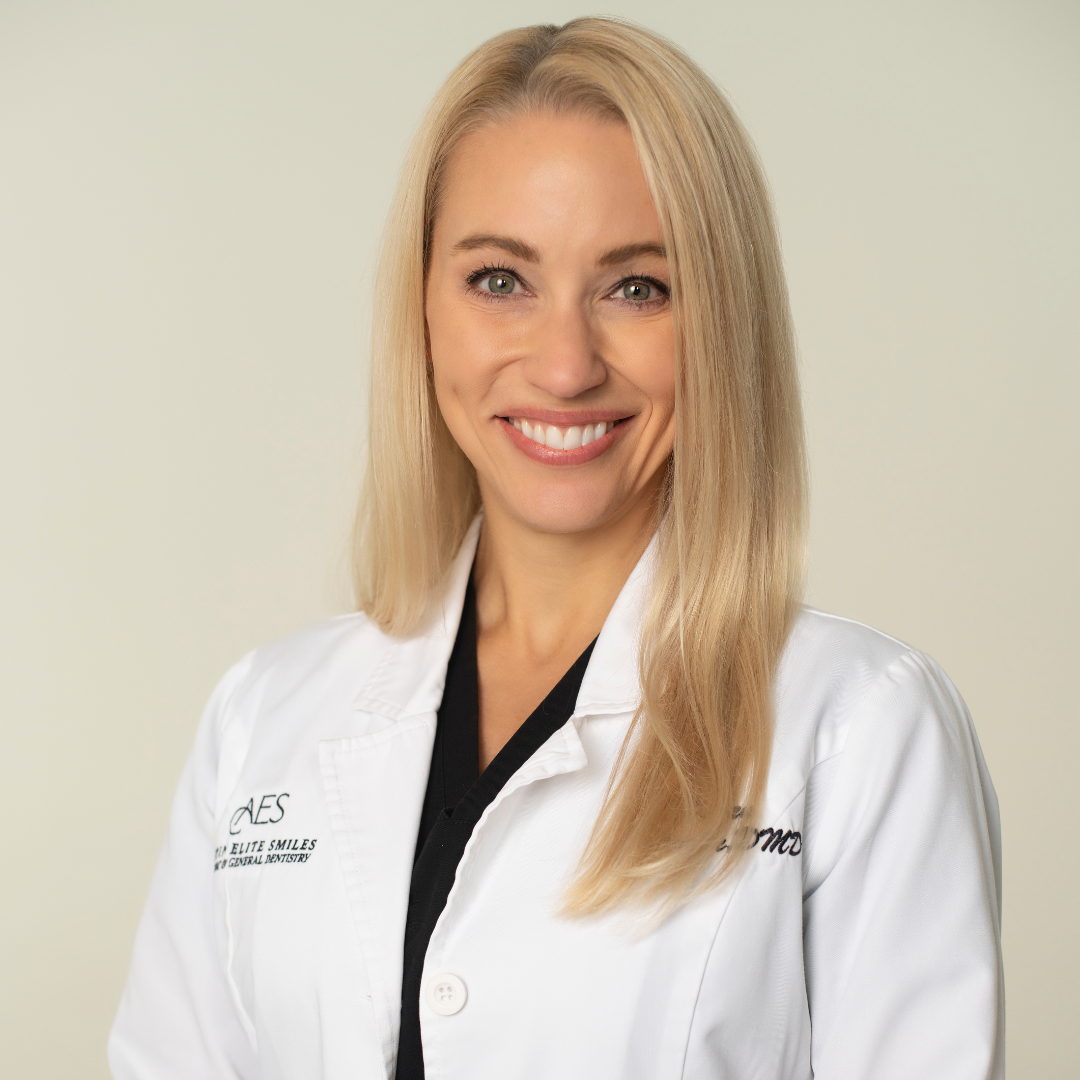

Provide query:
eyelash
left=465, top=264, right=520, bottom=297
left=464, top=264, right=670, bottom=308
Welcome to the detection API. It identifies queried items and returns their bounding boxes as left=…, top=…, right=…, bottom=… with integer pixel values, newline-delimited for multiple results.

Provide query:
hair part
left=354, top=15, right=807, bottom=914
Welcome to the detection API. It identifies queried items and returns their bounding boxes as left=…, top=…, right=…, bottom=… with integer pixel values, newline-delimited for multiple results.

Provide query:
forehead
left=434, top=112, right=662, bottom=255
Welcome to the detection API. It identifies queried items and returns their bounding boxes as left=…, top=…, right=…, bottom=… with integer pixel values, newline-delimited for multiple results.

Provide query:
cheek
left=649, top=350, right=677, bottom=419
left=614, top=319, right=677, bottom=422
left=426, top=292, right=472, bottom=412
left=425, top=292, right=499, bottom=464
left=425, top=289, right=456, bottom=378
left=426, top=287, right=498, bottom=389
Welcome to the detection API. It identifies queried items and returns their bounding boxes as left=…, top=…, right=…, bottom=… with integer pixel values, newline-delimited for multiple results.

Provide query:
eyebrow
left=449, top=235, right=667, bottom=267
left=450, top=234, right=540, bottom=261
left=597, top=241, right=667, bottom=267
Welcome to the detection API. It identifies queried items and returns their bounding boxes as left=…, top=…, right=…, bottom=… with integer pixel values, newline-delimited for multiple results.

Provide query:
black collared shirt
left=395, top=577, right=596, bottom=1080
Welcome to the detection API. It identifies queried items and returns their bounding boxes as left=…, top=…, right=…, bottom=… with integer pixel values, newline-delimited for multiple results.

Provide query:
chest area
left=212, top=707, right=811, bottom=1074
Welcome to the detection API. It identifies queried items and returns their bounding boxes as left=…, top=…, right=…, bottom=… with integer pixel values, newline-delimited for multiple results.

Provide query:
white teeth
left=511, top=417, right=616, bottom=448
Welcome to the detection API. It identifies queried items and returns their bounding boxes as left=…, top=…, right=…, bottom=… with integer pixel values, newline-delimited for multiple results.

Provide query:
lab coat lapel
left=319, top=519, right=480, bottom=1077
left=574, top=530, right=656, bottom=718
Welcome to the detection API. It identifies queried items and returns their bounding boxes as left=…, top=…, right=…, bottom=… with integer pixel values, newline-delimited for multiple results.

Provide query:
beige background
left=1, top=1, right=1076, bottom=1076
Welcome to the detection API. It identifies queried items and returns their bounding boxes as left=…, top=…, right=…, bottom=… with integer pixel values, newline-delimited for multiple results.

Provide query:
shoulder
left=198, top=610, right=398, bottom=749
left=774, top=607, right=971, bottom=773
left=774, top=608, right=998, bottom=885
left=778, top=612, right=1000, bottom=922
left=244, top=610, right=394, bottom=702
left=180, top=610, right=405, bottom=819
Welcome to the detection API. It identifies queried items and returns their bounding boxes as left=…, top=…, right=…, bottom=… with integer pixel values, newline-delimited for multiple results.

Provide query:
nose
left=522, top=300, right=607, bottom=399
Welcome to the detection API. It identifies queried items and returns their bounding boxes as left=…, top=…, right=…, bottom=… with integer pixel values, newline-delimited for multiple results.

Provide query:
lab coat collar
left=352, top=514, right=654, bottom=723
left=574, top=531, right=655, bottom=717
left=351, top=516, right=482, bottom=720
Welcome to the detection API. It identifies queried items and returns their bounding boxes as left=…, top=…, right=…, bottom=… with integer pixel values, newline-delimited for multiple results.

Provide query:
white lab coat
left=109, top=521, right=1004, bottom=1080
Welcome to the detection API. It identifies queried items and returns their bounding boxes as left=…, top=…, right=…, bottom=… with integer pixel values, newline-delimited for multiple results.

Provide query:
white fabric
left=109, top=521, right=1004, bottom=1079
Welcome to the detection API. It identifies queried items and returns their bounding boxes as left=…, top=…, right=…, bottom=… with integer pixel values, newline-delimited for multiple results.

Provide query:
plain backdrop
left=1, top=1, right=1076, bottom=1076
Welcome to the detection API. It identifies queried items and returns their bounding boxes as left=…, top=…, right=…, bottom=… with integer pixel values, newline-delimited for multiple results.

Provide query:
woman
left=110, top=17, right=1003, bottom=1080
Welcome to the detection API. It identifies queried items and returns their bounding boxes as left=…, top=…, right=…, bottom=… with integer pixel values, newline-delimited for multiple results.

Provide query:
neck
left=472, top=477, right=661, bottom=663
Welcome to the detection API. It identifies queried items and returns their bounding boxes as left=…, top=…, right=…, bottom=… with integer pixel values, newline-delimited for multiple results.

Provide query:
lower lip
left=500, top=418, right=628, bottom=465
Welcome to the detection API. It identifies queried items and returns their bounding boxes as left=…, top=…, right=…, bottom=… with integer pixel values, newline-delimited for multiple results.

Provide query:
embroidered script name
left=717, top=825, right=802, bottom=856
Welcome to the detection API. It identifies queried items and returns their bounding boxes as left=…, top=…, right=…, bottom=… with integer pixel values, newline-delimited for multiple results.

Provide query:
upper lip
left=497, top=408, right=632, bottom=425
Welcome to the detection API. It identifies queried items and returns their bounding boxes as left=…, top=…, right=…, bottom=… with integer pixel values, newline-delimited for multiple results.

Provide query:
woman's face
left=426, top=111, right=676, bottom=537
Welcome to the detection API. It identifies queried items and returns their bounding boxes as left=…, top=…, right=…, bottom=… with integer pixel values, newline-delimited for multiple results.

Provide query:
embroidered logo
left=216, top=791, right=319, bottom=872
left=229, top=792, right=289, bottom=834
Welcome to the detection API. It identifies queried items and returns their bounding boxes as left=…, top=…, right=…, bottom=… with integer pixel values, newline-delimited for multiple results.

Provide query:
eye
left=480, top=273, right=517, bottom=295
left=622, top=281, right=652, bottom=301
left=608, top=274, right=669, bottom=306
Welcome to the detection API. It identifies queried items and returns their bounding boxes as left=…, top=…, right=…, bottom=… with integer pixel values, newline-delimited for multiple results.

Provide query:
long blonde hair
left=354, top=17, right=807, bottom=913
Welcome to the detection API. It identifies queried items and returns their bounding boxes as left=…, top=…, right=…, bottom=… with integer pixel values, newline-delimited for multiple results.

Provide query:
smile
left=499, top=414, right=631, bottom=465
left=509, top=417, right=615, bottom=450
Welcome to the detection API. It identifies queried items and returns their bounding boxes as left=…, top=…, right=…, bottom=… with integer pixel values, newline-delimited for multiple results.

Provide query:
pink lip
left=499, top=416, right=629, bottom=465
left=502, top=408, right=628, bottom=426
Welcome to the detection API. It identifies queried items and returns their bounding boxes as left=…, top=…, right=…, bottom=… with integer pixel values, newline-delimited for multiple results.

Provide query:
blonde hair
left=354, top=17, right=807, bottom=913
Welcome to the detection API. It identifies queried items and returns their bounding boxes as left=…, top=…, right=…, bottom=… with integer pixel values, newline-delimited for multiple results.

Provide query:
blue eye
left=622, top=281, right=651, bottom=300
left=485, top=274, right=515, bottom=294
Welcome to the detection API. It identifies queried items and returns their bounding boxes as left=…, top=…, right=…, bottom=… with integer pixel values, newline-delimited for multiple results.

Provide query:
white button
left=425, top=972, right=467, bottom=1016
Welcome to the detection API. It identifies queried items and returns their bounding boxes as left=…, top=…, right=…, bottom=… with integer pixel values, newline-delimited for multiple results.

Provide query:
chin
left=498, top=482, right=634, bottom=537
